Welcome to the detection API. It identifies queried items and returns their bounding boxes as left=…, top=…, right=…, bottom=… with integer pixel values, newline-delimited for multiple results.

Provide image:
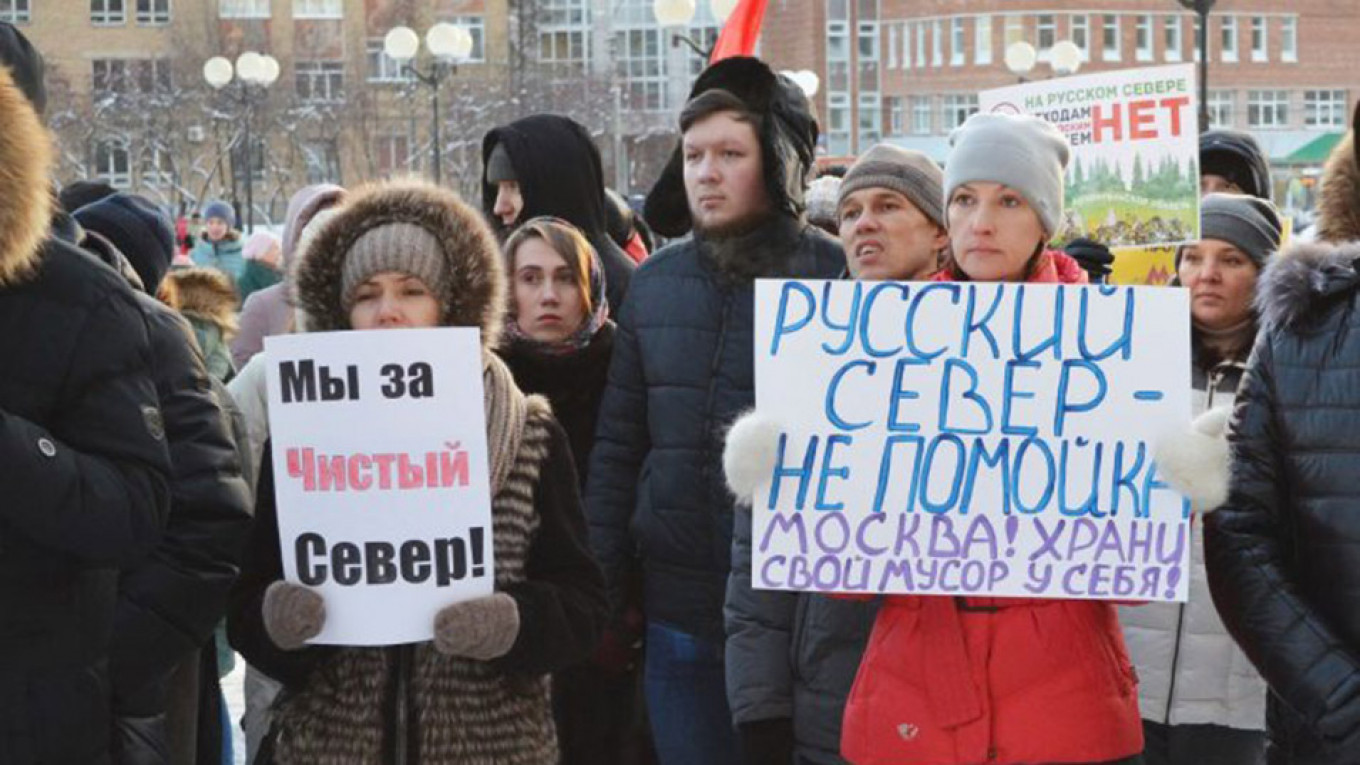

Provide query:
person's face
left=1178, top=238, right=1260, bottom=331
left=493, top=181, right=524, bottom=228
left=682, top=110, right=768, bottom=233
left=261, top=241, right=282, bottom=268
left=1200, top=174, right=1244, bottom=196
left=513, top=237, right=587, bottom=343
left=205, top=218, right=229, bottom=241
left=946, top=182, right=1047, bottom=283
left=839, top=188, right=948, bottom=281
left=347, top=271, right=441, bottom=330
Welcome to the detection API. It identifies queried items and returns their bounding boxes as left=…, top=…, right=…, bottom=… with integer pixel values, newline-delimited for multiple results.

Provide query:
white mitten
left=1154, top=405, right=1233, bottom=514
left=723, top=411, right=783, bottom=506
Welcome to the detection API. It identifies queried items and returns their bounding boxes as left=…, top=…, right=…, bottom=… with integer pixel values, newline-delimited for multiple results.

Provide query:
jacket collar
left=1256, top=240, right=1360, bottom=330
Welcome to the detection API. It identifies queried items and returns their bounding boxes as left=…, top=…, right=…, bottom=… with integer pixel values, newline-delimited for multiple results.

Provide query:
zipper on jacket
left=1164, top=601, right=1188, bottom=724
left=394, top=644, right=413, bottom=765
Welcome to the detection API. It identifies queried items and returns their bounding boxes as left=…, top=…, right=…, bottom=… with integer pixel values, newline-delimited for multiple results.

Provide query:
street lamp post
left=653, top=0, right=735, bottom=58
left=203, top=51, right=279, bottom=233
left=384, top=23, right=474, bottom=186
left=1177, top=0, right=1217, bottom=132
left=1004, top=40, right=1083, bottom=82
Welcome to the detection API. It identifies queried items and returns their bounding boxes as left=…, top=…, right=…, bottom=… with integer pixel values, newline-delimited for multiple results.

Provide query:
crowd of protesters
left=4, top=13, right=1360, bottom=765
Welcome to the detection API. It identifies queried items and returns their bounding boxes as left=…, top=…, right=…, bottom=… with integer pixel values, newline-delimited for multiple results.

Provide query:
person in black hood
left=482, top=114, right=635, bottom=314
left=585, top=56, right=843, bottom=765
left=1201, top=129, right=1272, bottom=200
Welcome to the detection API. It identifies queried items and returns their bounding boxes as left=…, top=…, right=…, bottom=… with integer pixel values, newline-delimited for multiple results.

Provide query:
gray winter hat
left=339, top=222, right=449, bottom=309
left=485, top=143, right=516, bottom=184
left=1189, top=193, right=1283, bottom=268
left=944, top=113, right=1071, bottom=238
left=839, top=144, right=945, bottom=229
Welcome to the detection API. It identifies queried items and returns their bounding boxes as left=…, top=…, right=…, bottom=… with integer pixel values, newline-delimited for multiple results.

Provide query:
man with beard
left=586, top=56, right=843, bottom=765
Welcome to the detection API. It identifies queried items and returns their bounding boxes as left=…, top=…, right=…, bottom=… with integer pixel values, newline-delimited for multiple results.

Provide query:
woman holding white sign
left=838, top=113, right=1146, bottom=765
left=227, top=179, right=607, bottom=765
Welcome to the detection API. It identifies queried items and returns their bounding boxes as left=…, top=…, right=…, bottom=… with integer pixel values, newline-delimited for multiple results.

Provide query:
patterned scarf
left=504, top=245, right=608, bottom=356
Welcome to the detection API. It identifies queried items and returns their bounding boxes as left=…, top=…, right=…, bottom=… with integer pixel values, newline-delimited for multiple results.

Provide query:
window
left=901, top=21, right=912, bottom=69
left=0, top=0, right=31, bottom=24
left=292, top=0, right=339, bottom=18
left=1282, top=17, right=1297, bottom=62
left=538, top=0, right=589, bottom=69
left=366, top=38, right=411, bottom=83
left=1135, top=15, right=1152, bottom=62
left=686, top=25, right=720, bottom=76
left=1251, top=17, right=1267, bottom=62
left=827, top=92, right=851, bottom=155
left=219, top=0, right=268, bottom=18
left=827, top=0, right=847, bottom=21
left=445, top=16, right=486, bottom=63
left=931, top=19, right=942, bottom=67
left=950, top=17, right=965, bottom=66
left=914, top=21, right=925, bottom=67
left=827, top=21, right=849, bottom=60
left=1070, top=14, right=1088, bottom=61
left=858, top=21, right=878, bottom=60
left=1247, top=89, right=1288, bottom=128
left=1305, top=90, right=1347, bottom=128
left=374, top=135, right=410, bottom=178
left=1036, top=14, right=1055, bottom=53
left=91, top=0, right=125, bottom=25
left=95, top=139, right=132, bottom=187
left=615, top=27, right=665, bottom=111
left=1164, top=16, right=1182, bottom=61
left=827, top=60, right=849, bottom=93
left=1221, top=16, right=1238, bottom=63
left=141, top=145, right=175, bottom=188
left=136, top=0, right=169, bottom=24
left=132, top=58, right=172, bottom=94
left=975, top=15, right=992, bottom=65
left=92, top=59, right=129, bottom=92
left=911, top=95, right=931, bottom=135
left=889, top=97, right=905, bottom=134
left=1004, top=15, right=1023, bottom=46
left=1102, top=14, right=1120, bottom=62
left=943, top=93, right=978, bottom=131
left=858, top=93, right=882, bottom=148
left=302, top=140, right=341, bottom=185
left=295, top=60, right=343, bottom=102
left=887, top=23, right=898, bottom=69
left=1208, top=90, right=1234, bottom=127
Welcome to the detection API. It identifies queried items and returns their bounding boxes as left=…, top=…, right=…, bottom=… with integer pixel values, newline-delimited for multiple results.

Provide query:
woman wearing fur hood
left=1202, top=107, right=1360, bottom=764
left=227, top=179, right=607, bottom=765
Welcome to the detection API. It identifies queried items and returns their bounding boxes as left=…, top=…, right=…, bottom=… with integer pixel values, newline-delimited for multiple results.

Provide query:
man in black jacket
left=72, top=191, right=254, bottom=765
left=1206, top=106, right=1360, bottom=764
left=586, top=57, right=843, bottom=765
left=0, top=30, right=172, bottom=764
left=481, top=114, right=635, bottom=314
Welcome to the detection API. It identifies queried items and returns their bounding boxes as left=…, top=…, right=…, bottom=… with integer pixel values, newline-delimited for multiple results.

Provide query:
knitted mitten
left=433, top=593, right=520, bottom=660
left=262, top=581, right=326, bottom=651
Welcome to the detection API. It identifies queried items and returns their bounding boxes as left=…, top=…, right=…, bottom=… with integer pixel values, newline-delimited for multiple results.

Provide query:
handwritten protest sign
left=265, top=328, right=494, bottom=645
left=980, top=64, right=1199, bottom=249
left=752, top=280, right=1192, bottom=602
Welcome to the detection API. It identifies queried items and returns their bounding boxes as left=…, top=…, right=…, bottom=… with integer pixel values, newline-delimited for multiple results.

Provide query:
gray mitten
left=433, top=593, right=520, bottom=660
left=262, top=581, right=325, bottom=651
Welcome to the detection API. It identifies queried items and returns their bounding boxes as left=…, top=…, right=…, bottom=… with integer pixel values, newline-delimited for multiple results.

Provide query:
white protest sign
left=752, top=280, right=1192, bottom=602
left=979, top=64, right=1200, bottom=249
left=265, top=328, right=494, bottom=645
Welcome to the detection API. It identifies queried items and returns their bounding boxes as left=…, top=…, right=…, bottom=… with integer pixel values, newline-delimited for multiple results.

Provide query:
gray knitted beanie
left=944, top=113, right=1071, bottom=238
left=839, top=144, right=945, bottom=229
left=339, top=222, right=448, bottom=309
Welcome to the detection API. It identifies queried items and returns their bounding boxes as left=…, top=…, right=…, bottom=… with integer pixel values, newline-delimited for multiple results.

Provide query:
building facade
left=764, top=0, right=1359, bottom=211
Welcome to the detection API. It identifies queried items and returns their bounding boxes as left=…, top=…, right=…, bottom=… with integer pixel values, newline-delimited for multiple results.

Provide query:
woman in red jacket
left=839, top=113, right=1144, bottom=765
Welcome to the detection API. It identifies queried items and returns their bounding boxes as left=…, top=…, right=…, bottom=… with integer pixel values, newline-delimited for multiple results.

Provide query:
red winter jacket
left=841, top=250, right=1144, bottom=765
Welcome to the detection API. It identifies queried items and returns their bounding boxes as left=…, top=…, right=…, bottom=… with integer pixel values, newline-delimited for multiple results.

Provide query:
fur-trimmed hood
left=1255, top=240, right=1360, bottom=330
left=163, top=266, right=240, bottom=336
left=293, top=178, right=506, bottom=348
left=0, top=64, right=55, bottom=288
left=1312, top=104, right=1360, bottom=245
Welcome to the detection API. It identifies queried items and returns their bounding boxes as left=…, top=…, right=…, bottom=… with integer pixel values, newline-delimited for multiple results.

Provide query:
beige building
left=763, top=0, right=1359, bottom=212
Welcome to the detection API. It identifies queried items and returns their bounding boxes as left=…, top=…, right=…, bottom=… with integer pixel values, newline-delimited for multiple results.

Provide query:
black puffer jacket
left=70, top=226, right=254, bottom=718
left=1206, top=239, right=1360, bottom=764
left=0, top=67, right=172, bottom=764
left=482, top=114, right=634, bottom=314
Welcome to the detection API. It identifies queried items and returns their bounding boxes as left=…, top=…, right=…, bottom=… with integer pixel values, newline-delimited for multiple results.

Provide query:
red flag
left=709, top=0, right=770, bottom=64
